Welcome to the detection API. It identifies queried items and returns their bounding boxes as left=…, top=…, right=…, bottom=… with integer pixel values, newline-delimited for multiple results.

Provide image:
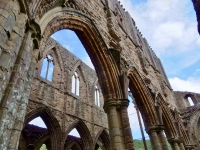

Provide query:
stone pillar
left=148, top=129, right=162, bottom=150
left=120, top=99, right=134, bottom=150
left=179, top=143, right=185, bottom=150
left=169, top=139, right=180, bottom=150
left=104, top=99, right=124, bottom=150
left=104, top=99, right=134, bottom=150
left=158, top=130, right=169, bottom=150
left=0, top=20, right=41, bottom=149
left=0, top=1, right=28, bottom=103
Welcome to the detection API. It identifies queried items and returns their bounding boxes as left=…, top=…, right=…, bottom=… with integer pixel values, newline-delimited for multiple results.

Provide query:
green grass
left=40, top=144, right=47, bottom=150
left=134, top=139, right=172, bottom=150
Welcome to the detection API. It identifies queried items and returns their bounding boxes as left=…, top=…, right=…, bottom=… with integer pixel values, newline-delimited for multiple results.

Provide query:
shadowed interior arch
left=94, top=129, right=110, bottom=150
left=23, top=107, right=62, bottom=150
left=65, top=120, right=93, bottom=150
left=128, top=67, right=157, bottom=128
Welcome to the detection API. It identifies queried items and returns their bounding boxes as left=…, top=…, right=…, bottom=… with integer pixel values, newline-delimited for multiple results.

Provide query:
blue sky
left=29, top=0, right=200, bottom=142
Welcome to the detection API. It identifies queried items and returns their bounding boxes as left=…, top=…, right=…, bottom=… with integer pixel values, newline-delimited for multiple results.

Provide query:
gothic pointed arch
left=127, top=67, right=157, bottom=128
left=94, top=129, right=110, bottom=150
left=38, top=7, right=123, bottom=100
left=34, top=134, right=50, bottom=150
left=23, top=107, right=62, bottom=150
left=187, top=110, right=200, bottom=147
left=71, top=60, right=88, bottom=84
left=65, top=140, right=82, bottom=150
left=156, top=94, right=182, bottom=140
left=65, top=120, right=93, bottom=150
left=36, top=40, right=65, bottom=88
left=93, top=78, right=103, bottom=107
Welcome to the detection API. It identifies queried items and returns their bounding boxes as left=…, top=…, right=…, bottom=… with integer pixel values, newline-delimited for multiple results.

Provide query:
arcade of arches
left=0, top=0, right=200, bottom=150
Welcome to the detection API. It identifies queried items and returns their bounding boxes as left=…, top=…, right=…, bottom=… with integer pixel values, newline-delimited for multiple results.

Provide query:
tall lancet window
left=95, top=85, right=100, bottom=107
left=72, top=72, right=80, bottom=96
left=40, top=55, right=54, bottom=81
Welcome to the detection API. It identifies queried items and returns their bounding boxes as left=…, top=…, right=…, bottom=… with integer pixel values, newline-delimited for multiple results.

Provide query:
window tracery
left=95, top=85, right=100, bottom=107
left=40, top=55, right=54, bottom=81
left=72, top=72, right=80, bottom=96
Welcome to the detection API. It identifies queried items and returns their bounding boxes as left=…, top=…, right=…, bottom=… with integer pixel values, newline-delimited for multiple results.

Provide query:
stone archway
left=94, top=129, right=110, bottom=150
left=64, top=120, right=93, bottom=150
left=22, top=107, right=63, bottom=150
left=38, top=7, right=123, bottom=100
left=38, top=7, right=133, bottom=149
left=0, top=0, right=197, bottom=150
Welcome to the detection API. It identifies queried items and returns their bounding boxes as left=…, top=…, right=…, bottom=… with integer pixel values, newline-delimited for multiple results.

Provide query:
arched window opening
left=128, top=90, right=150, bottom=149
left=95, top=85, right=100, bottom=107
left=19, top=117, right=49, bottom=150
left=28, top=116, right=47, bottom=128
left=68, top=128, right=80, bottom=138
left=40, top=144, right=48, bottom=150
left=51, top=29, right=94, bottom=69
left=188, top=97, right=194, bottom=106
left=72, top=72, right=80, bottom=96
left=95, top=145, right=103, bottom=150
left=40, top=55, right=54, bottom=81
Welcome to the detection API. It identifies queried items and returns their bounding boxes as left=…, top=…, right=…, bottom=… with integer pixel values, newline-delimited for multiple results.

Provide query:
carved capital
left=103, top=98, right=129, bottom=113
left=146, top=124, right=165, bottom=134
left=185, top=145, right=195, bottom=150
left=168, top=137, right=183, bottom=144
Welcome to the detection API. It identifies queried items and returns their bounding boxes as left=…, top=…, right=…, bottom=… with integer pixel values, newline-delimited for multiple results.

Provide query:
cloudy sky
left=29, top=0, right=200, bottom=142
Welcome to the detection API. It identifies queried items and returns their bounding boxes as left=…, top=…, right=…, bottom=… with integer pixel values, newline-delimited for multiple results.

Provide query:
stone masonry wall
left=25, top=37, right=108, bottom=148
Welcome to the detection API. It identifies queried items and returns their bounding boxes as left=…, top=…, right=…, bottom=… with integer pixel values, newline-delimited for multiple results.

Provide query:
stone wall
left=22, top=37, right=109, bottom=149
left=0, top=0, right=199, bottom=149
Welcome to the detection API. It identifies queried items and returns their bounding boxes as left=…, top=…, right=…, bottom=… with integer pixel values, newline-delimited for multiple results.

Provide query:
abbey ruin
left=0, top=0, right=200, bottom=150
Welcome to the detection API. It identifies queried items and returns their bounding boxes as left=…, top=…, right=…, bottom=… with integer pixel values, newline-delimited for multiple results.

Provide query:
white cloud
left=180, top=53, right=200, bottom=69
left=120, top=0, right=199, bottom=56
left=169, top=77, right=200, bottom=93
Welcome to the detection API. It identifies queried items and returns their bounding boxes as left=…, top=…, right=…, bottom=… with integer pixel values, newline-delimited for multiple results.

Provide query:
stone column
left=119, top=99, right=134, bottom=150
left=0, top=1, right=28, bottom=103
left=104, top=99, right=125, bottom=150
left=179, top=143, right=185, bottom=150
left=0, top=20, right=41, bottom=150
left=158, top=130, right=169, bottom=150
left=148, top=129, right=162, bottom=150
left=104, top=98, right=135, bottom=150
left=169, top=139, right=180, bottom=150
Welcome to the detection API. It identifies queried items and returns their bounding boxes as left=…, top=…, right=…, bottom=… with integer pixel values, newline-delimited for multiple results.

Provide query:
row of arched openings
left=19, top=114, right=106, bottom=150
